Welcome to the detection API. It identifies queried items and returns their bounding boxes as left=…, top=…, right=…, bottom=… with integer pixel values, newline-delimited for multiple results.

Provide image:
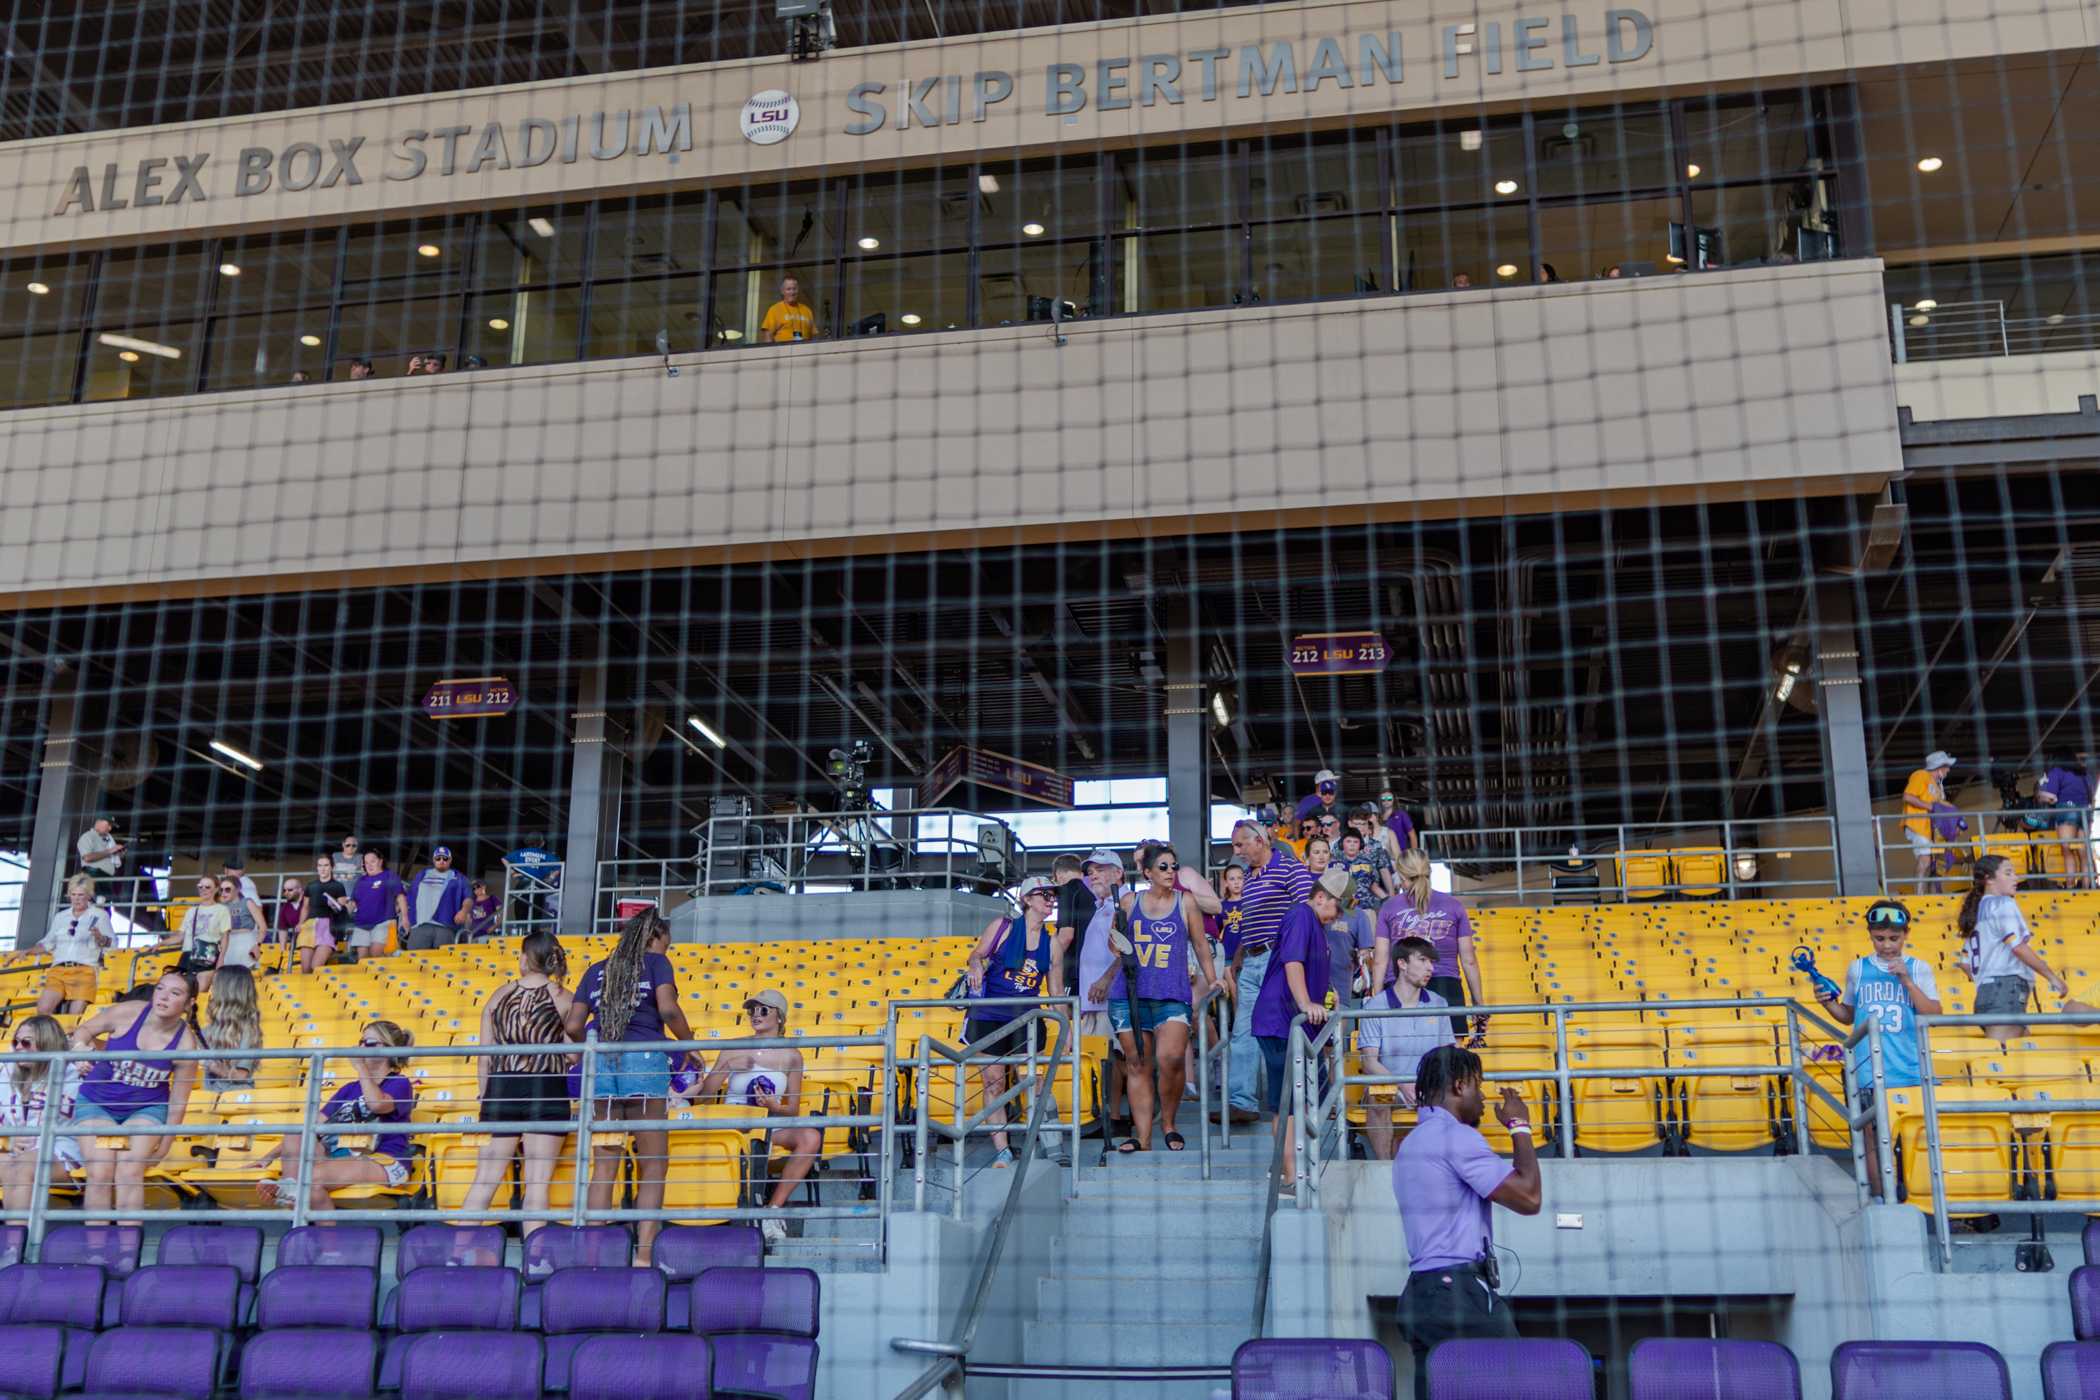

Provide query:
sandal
left=1115, top=1138, right=1143, bottom=1155
left=1163, top=1131, right=1187, bottom=1152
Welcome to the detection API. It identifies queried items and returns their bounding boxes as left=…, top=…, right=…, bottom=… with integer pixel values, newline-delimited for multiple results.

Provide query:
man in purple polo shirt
left=1393, top=1044, right=1542, bottom=1400
left=1224, top=820, right=1313, bottom=1122
left=1250, top=867, right=1343, bottom=1195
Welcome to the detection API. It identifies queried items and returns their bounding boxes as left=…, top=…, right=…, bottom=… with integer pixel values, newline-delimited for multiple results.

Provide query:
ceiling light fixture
left=299, top=334, right=322, bottom=347
left=857, top=236, right=880, bottom=250
left=1022, top=222, right=1045, bottom=237
left=721, top=328, right=744, bottom=341
left=1210, top=688, right=1234, bottom=728
left=25, top=281, right=50, bottom=295
left=417, top=243, right=442, bottom=258
left=527, top=217, right=556, bottom=238
left=1459, top=129, right=1484, bottom=151
left=1916, top=156, right=1944, bottom=173
left=1914, top=299, right=1938, bottom=311
left=1494, top=179, right=1519, bottom=195
left=209, top=739, right=265, bottom=771
left=97, top=332, right=182, bottom=360
left=1685, top=163, right=1701, bottom=178
left=118, top=350, right=140, bottom=363
left=2048, top=313, right=2067, bottom=325
left=1496, top=263, right=1519, bottom=278
left=900, top=312, right=922, bottom=325
left=978, top=173, right=1000, bottom=193
left=1908, top=314, right=1930, bottom=327
left=218, top=262, right=241, bottom=276
left=687, top=716, right=728, bottom=749
left=488, top=317, right=510, bottom=330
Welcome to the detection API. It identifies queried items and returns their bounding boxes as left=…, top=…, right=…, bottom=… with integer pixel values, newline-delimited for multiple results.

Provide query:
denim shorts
left=1107, top=997, right=1191, bottom=1035
left=592, top=1048, right=672, bottom=1100
left=71, top=1099, right=169, bottom=1136
left=1256, top=1034, right=1332, bottom=1115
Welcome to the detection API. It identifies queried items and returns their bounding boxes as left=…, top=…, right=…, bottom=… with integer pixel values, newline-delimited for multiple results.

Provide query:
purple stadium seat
left=654, top=1225, right=762, bottom=1330
left=239, top=1329, right=381, bottom=1399
left=381, top=1225, right=509, bottom=1328
left=1829, top=1340, right=2011, bottom=1400
left=84, top=1326, right=222, bottom=1399
left=2085, top=1220, right=2100, bottom=1268
left=0, top=1262, right=111, bottom=1390
left=398, top=1331, right=544, bottom=1400
left=253, top=1265, right=379, bottom=1330
left=1628, top=1338, right=1802, bottom=1400
left=1426, top=1339, right=1594, bottom=1400
left=2044, top=1341, right=2100, bottom=1400
left=0, top=1324, right=66, bottom=1399
left=709, top=1335, right=819, bottom=1400
left=119, top=1264, right=242, bottom=1329
left=1231, top=1337, right=1395, bottom=1398
left=687, top=1266, right=819, bottom=1338
left=156, top=1226, right=264, bottom=1322
left=566, top=1336, right=714, bottom=1400
left=539, top=1267, right=668, bottom=1391
left=378, top=1266, right=523, bottom=1389
left=42, top=1224, right=142, bottom=1328
left=520, top=1226, right=634, bottom=1328
left=2075, top=1268, right=2100, bottom=1341
left=0, top=1224, right=24, bottom=1266
left=276, top=1224, right=384, bottom=1270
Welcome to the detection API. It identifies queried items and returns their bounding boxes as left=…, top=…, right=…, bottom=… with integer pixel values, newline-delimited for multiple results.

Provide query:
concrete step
left=1009, top=1373, right=1234, bottom=1400
left=1023, top=1318, right=1248, bottom=1370
left=1053, top=1201, right=1268, bottom=1250
left=1044, top=1234, right=1268, bottom=1280
left=1037, top=1270, right=1258, bottom=1324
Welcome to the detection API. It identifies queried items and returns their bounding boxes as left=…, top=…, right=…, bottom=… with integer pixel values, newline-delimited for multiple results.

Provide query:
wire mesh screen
left=2, top=1, right=2100, bottom=1397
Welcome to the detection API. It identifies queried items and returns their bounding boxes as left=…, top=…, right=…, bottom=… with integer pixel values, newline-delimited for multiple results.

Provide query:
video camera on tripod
left=827, top=740, right=875, bottom=811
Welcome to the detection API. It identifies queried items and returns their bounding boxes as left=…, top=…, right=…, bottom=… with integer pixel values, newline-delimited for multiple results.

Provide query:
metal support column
left=20, top=694, right=103, bottom=947
left=1813, top=583, right=1883, bottom=897
left=1165, top=612, right=1208, bottom=870
left=561, top=667, right=627, bottom=936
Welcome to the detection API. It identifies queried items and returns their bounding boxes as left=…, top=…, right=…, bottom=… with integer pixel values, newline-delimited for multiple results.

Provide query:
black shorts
left=482, top=1070, right=575, bottom=1134
left=963, top=1017, right=1040, bottom=1055
left=174, top=953, right=219, bottom=977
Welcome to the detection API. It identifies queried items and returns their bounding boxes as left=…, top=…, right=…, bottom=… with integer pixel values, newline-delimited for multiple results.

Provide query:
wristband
left=1506, top=1123, right=1532, bottom=1135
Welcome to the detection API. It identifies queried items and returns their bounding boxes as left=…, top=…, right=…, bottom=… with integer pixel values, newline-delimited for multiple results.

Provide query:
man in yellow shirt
left=759, top=277, right=817, bottom=343
left=1902, top=750, right=1956, bottom=890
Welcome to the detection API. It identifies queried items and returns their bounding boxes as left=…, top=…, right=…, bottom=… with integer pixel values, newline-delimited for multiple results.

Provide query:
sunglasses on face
left=1867, top=906, right=1911, bottom=930
left=12, top=1038, right=35, bottom=1049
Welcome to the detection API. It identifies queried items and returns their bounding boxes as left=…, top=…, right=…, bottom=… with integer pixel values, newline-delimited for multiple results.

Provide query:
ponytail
left=1958, top=855, right=2011, bottom=941
left=1395, top=846, right=1433, bottom=914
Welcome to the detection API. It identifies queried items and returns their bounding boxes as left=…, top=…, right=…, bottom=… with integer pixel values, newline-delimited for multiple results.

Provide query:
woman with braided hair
left=564, top=907, right=691, bottom=1263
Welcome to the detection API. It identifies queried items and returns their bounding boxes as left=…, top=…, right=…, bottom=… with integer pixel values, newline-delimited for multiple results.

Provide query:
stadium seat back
left=1426, top=1338, right=1593, bottom=1400
left=85, top=1326, right=222, bottom=1400
left=709, top=1334, right=819, bottom=1400
left=566, top=1335, right=715, bottom=1400
left=395, top=1265, right=522, bottom=1332
left=2042, top=1341, right=2100, bottom=1400
left=277, top=1224, right=384, bottom=1270
left=239, top=1330, right=380, bottom=1399
left=0, top=1225, right=23, bottom=1268
left=1230, top=1337, right=1394, bottom=1399
left=1628, top=1337, right=1801, bottom=1399
left=398, top=1331, right=543, bottom=1400
left=2074, top=1267, right=2100, bottom=1341
left=1829, top=1340, right=2010, bottom=1400
left=120, top=1264, right=242, bottom=1329
left=255, top=1265, right=379, bottom=1330
left=41, top=1223, right=142, bottom=1276
left=0, top=1322, right=65, bottom=1399
left=0, top=1263, right=104, bottom=1327
left=157, top=1224, right=264, bottom=1283
left=524, top=1225, right=634, bottom=1277
left=397, top=1223, right=507, bottom=1277
left=689, top=1266, right=820, bottom=1339
left=541, top=1267, right=666, bottom=1333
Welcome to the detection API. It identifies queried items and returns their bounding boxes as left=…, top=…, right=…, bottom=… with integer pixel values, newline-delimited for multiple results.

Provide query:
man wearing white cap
left=1295, top=769, right=1344, bottom=825
left=1903, top=751, right=1957, bottom=891
left=1075, top=851, right=1130, bottom=1132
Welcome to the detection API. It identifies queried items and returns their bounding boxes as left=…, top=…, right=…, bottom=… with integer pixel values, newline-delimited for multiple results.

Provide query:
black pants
left=1397, top=1264, right=1519, bottom=1400
left=1427, top=975, right=1471, bottom=1037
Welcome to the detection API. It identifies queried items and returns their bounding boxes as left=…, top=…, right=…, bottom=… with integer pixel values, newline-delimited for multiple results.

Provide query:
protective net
left=2, top=1, right=2099, bottom=1397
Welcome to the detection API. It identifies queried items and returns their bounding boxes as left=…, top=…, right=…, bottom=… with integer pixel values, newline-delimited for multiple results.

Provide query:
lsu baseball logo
left=741, top=90, right=800, bottom=146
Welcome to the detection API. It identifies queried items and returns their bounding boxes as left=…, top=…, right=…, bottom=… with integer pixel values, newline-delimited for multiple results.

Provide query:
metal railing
left=1192, top=977, right=1235, bottom=1179
left=593, top=859, right=691, bottom=931
left=700, top=806, right=1019, bottom=896
left=1415, top=818, right=1838, bottom=906
left=501, top=862, right=563, bottom=938
left=901, top=997, right=1081, bottom=1214
left=1889, top=298, right=2100, bottom=363
left=1874, top=807, right=2094, bottom=897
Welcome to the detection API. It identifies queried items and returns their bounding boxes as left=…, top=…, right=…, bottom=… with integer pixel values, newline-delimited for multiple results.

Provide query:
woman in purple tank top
left=68, top=969, right=201, bottom=1220
left=1089, top=842, right=1221, bottom=1155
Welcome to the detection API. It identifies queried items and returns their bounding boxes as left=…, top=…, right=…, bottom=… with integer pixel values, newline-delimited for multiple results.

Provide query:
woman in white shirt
left=5, top=875, right=114, bottom=1015
left=1, top=1015, right=84, bottom=1211
left=1959, top=854, right=2071, bottom=1042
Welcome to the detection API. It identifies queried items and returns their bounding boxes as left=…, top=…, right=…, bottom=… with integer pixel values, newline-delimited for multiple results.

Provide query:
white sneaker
left=761, top=1217, right=788, bottom=1245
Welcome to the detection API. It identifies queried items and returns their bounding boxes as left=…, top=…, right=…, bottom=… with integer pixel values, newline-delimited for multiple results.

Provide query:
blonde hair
left=8, top=1015, right=67, bottom=1094
left=202, top=966, right=264, bottom=1055
left=1395, top=847, right=1433, bottom=915
left=359, top=1020, right=414, bottom=1066
left=65, top=873, right=95, bottom=899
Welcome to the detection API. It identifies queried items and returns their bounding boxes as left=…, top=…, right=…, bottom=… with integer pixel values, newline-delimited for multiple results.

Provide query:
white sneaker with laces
left=761, top=1216, right=788, bottom=1245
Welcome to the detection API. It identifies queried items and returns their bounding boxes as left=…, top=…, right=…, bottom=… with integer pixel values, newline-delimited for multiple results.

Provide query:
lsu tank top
left=79, top=1005, right=188, bottom=1114
left=1110, top=889, right=1192, bottom=1003
left=977, top=918, right=1053, bottom=1023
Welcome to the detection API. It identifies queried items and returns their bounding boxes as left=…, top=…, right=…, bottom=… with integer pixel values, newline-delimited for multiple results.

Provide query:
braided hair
left=1414, top=1043, right=1484, bottom=1110
left=594, top=907, right=663, bottom=1040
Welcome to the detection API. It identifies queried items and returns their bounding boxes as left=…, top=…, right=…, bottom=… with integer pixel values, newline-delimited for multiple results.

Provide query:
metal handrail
left=1874, top=805, right=2093, bottom=896
left=899, top=996, right=1080, bottom=1214
left=1412, top=817, right=1838, bottom=906
left=701, top=805, right=1019, bottom=896
left=1253, top=1011, right=1331, bottom=1338
left=1192, top=976, right=1234, bottom=1178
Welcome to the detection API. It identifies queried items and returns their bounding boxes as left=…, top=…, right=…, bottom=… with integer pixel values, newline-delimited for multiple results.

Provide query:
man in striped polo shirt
left=1224, top=818, right=1312, bottom=1122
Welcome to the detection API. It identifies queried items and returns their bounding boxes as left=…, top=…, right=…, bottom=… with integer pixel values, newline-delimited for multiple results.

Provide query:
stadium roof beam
left=1, top=20, right=95, bottom=133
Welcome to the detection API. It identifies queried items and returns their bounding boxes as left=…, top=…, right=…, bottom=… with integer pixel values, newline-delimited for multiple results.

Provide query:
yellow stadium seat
left=1896, top=1085, right=2019, bottom=1214
left=1673, top=848, right=1729, bottom=899
left=1673, top=1029, right=1782, bottom=1153
left=1567, top=1045, right=1665, bottom=1154
left=660, top=1128, right=747, bottom=1223
left=1616, top=852, right=1672, bottom=902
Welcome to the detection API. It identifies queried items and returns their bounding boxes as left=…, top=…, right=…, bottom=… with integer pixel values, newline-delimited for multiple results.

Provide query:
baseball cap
left=743, top=989, right=790, bottom=1017
left=1017, top=876, right=1054, bottom=899
left=1315, top=769, right=1339, bottom=787
left=432, top=846, right=453, bottom=859
left=1314, top=868, right=1352, bottom=901
left=1925, top=750, right=1958, bottom=770
left=1083, top=848, right=1125, bottom=870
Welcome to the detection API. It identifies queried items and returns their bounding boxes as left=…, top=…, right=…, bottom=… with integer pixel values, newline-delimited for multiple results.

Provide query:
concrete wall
left=0, top=258, right=1902, bottom=607
left=1895, top=349, right=2100, bottom=423
left=668, top=890, right=1011, bottom=943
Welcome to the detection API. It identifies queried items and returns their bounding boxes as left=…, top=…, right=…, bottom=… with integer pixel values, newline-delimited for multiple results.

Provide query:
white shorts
left=1905, top=831, right=1932, bottom=855
left=350, top=923, right=392, bottom=950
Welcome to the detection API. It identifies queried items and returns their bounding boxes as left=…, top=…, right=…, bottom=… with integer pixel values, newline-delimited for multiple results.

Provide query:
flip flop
left=1163, top=1131, right=1186, bottom=1152
left=1115, top=1138, right=1142, bottom=1155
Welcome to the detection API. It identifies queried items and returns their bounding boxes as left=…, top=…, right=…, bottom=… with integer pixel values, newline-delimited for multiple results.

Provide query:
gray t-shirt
left=1358, top=986, right=1453, bottom=1084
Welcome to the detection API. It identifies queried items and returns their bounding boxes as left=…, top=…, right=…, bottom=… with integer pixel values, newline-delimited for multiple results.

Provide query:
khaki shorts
left=44, top=964, right=97, bottom=1003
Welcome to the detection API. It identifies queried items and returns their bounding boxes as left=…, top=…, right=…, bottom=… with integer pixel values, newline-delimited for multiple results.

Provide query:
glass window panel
left=584, top=275, right=706, bottom=357
left=83, top=322, right=200, bottom=401
left=1536, top=196, right=1680, bottom=280
left=464, top=288, right=585, bottom=367
left=1690, top=180, right=1836, bottom=269
left=846, top=167, right=974, bottom=257
left=331, top=295, right=463, bottom=376
left=591, top=194, right=709, bottom=281
left=1681, top=93, right=1817, bottom=186
left=1249, top=130, right=1382, bottom=221
left=342, top=216, right=474, bottom=288
left=202, top=311, right=331, bottom=390
left=1119, top=144, right=1238, bottom=230
left=1124, top=228, right=1245, bottom=311
left=1531, top=105, right=1672, bottom=199
left=1392, top=118, right=1527, bottom=210
left=713, top=181, right=836, bottom=268
left=213, top=229, right=339, bottom=313
left=0, top=333, right=81, bottom=409
left=92, top=244, right=211, bottom=328
left=1, top=252, right=95, bottom=330
left=977, top=155, right=1105, bottom=242
left=475, top=205, right=591, bottom=289
left=841, top=251, right=970, bottom=334
left=709, top=273, right=751, bottom=346
left=977, top=239, right=1105, bottom=325
left=1395, top=203, right=1533, bottom=291
left=1251, top=214, right=1389, bottom=302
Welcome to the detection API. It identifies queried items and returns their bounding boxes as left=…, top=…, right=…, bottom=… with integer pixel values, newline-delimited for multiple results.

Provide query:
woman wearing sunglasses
left=7, top=875, right=115, bottom=1016
left=1, top=1015, right=84, bottom=1214
left=962, top=876, right=1063, bottom=1168
left=698, top=989, right=819, bottom=1247
left=257, top=1020, right=416, bottom=1212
